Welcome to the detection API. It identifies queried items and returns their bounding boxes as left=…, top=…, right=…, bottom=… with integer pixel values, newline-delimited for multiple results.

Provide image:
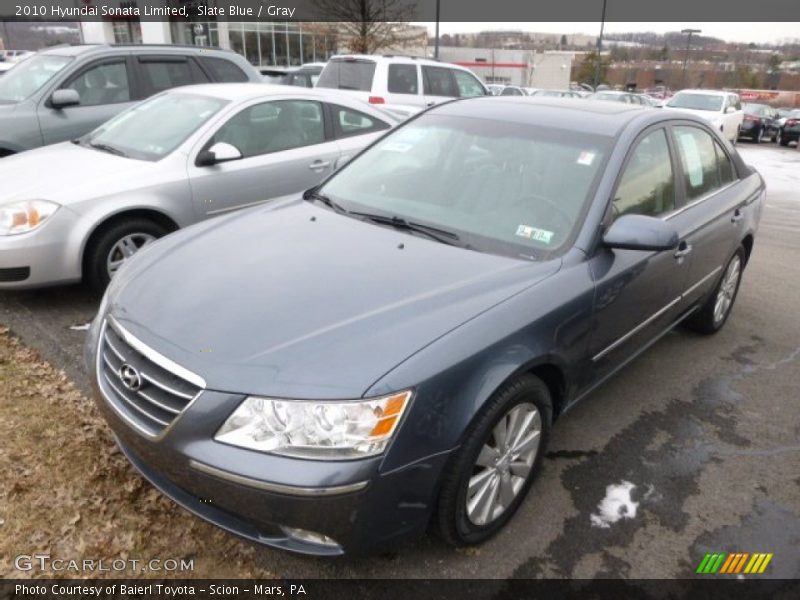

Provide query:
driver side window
left=211, top=100, right=325, bottom=159
left=613, top=129, right=675, bottom=219
left=62, top=61, right=130, bottom=107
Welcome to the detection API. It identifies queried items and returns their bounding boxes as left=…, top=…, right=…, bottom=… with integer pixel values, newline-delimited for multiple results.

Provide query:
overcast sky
left=414, top=22, right=800, bottom=45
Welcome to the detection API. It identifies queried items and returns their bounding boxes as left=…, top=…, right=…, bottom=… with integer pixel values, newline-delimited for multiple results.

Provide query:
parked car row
left=81, top=95, right=763, bottom=557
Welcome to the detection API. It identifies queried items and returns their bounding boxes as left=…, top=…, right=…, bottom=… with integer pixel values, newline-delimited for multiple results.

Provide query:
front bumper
left=91, top=377, right=453, bottom=556
left=0, top=208, right=82, bottom=289
left=738, top=121, right=762, bottom=138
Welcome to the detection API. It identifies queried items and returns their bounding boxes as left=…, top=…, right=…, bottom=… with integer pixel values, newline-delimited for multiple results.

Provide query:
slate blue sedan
left=87, top=97, right=764, bottom=556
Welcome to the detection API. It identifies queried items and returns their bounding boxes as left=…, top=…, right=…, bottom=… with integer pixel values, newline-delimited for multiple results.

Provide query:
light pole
left=434, top=0, right=441, bottom=60
left=681, top=28, right=701, bottom=89
left=593, top=0, right=608, bottom=89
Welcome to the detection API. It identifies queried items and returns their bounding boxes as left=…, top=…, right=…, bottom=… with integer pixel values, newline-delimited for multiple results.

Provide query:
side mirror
left=726, top=106, right=737, bottom=114
left=603, top=214, right=679, bottom=252
left=196, top=142, right=243, bottom=167
left=50, top=89, right=80, bottom=109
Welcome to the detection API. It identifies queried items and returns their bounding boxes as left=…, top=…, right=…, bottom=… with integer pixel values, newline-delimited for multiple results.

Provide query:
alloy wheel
left=106, top=233, right=156, bottom=278
left=466, top=402, right=542, bottom=526
left=713, top=256, right=741, bottom=324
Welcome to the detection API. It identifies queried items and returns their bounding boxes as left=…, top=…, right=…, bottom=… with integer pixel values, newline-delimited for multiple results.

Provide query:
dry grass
left=0, top=326, right=274, bottom=579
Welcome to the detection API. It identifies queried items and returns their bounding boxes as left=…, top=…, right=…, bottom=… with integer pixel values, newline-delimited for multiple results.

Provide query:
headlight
left=0, top=200, right=60, bottom=235
left=215, top=390, right=412, bottom=459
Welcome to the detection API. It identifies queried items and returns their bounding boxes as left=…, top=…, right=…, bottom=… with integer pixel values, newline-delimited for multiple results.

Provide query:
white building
left=437, top=47, right=574, bottom=88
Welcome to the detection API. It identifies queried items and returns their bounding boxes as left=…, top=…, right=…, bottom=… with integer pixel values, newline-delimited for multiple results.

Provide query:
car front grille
left=97, top=318, right=204, bottom=437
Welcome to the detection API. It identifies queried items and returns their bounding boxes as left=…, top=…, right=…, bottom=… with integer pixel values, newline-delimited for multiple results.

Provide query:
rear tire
left=685, top=246, right=745, bottom=335
left=84, top=218, right=168, bottom=293
left=435, top=374, right=552, bottom=547
left=778, top=129, right=788, bottom=146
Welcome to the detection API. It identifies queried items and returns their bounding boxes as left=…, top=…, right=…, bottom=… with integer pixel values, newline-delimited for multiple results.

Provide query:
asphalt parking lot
left=1, top=143, right=798, bottom=579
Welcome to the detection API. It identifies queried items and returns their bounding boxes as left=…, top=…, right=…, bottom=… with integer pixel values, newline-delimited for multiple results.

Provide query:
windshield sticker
left=516, top=225, right=554, bottom=244
left=577, top=151, right=596, bottom=166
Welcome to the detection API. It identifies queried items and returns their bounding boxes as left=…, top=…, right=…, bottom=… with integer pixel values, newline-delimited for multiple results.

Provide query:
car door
left=326, top=102, right=392, bottom=168
left=385, top=63, right=423, bottom=109
left=588, top=126, right=692, bottom=379
left=422, top=65, right=459, bottom=108
left=38, top=56, right=138, bottom=145
left=187, top=98, right=341, bottom=218
left=667, top=124, right=744, bottom=306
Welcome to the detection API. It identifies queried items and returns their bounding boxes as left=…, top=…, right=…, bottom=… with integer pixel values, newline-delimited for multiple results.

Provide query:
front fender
left=371, top=258, right=595, bottom=474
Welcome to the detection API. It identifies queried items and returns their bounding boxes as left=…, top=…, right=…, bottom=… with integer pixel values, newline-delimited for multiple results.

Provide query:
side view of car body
left=0, top=84, right=397, bottom=290
left=662, top=89, right=744, bottom=144
left=87, top=97, right=764, bottom=557
left=0, top=44, right=260, bottom=157
left=739, top=102, right=779, bottom=143
left=316, top=54, right=488, bottom=119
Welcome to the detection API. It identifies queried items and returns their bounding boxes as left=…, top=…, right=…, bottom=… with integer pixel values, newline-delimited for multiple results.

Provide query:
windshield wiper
left=302, top=189, right=347, bottom=214
left=349, top=212, right=461, bottom=246
left=88, top=141, right=128, bottom=158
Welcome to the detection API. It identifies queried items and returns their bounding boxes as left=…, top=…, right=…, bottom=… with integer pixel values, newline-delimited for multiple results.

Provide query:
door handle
left=731, top=208, right=744, bottom=223
left=308, top=160, right=331, bottom=170
left=674, top=242, right=693, bottom=260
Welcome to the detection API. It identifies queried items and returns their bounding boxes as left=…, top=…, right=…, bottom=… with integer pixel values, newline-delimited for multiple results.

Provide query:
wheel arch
left=80, top=208, right=180, bottom=279
left=741, top=233, right=755, bottom=266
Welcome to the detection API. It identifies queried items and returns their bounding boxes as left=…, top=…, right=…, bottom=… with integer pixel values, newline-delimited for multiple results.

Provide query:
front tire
left=685, top=246, right=745, bottom=335
left=435, top=374, right=552, bottom=547
left=778, top=129, right=788, bottom=146
left=84, top=218, right=168, bottom=293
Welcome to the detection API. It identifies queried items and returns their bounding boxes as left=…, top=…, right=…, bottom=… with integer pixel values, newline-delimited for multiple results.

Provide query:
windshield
left=0, top=54, right=72, bottom=103
left=667, top=93, right=723, bottom=112
left=320, top=114, right=611, bottom=259
left=317, top=59, right=376, bottom=91
left=83, top=93, right=228, bottom=161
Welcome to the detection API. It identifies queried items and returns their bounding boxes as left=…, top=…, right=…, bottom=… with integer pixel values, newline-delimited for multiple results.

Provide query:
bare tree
left=313, top=0, right=421, bottom=54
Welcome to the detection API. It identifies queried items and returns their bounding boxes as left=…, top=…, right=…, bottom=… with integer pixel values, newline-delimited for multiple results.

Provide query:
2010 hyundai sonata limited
left=87, top=97, right=764, bottom=556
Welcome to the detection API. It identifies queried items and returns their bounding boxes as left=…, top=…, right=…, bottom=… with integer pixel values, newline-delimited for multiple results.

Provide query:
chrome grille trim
left=96, top=318, right=205, bottom=439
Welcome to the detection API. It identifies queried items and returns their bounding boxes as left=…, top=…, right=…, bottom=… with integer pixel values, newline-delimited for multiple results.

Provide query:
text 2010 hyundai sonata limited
left=87, top=97, right=764, bottom=556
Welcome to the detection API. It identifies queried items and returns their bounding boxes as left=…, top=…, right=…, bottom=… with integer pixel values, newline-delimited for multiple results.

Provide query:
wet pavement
left=1, top=143, right=798, bottom=578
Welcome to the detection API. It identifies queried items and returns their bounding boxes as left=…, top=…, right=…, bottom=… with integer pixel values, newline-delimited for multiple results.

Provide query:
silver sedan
left=0, top=84, right=398, bottom=290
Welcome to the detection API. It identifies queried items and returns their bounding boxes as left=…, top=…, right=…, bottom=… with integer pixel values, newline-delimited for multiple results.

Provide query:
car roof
left=673, top=89, right=731, bottom=97
left=432, top=96, right=662, bottom=137
left=164, top=83, right=401, bottom=119
left=327, top=53, right=473, bottom=71
left=39, top=44, right=236, bottom=58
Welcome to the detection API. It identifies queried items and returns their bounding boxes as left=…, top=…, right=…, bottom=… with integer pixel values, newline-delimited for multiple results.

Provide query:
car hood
left=108, top=200, right=561, bottom=399
left=0, top=142, right=159, bottom=204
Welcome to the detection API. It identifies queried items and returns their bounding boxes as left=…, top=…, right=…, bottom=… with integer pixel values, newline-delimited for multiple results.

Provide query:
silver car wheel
left=466, top=402, right=541, bottom=526
left=106, top=233, right=156, bottom=278
left=713, top=255, right=741, bottom=324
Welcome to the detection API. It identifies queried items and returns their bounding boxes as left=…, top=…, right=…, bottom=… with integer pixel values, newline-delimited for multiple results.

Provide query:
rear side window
left=452, top=70, right=485, bottom=97
left=387, top=64, right=418, bottom=95
left=422, top=66, right=458, bottom=97
left=200, top=57, right=249, bottom=82
left=139, top=58, right=208, bottom=93
left=330, top=104, right=390, bottom=138
left=317, top=60, right=376, bottom=92
left=673, top=126, right=724, bottom=201
left=613, top=129, right=675, bottom=218
left=716, top=141, right=736, bottom=186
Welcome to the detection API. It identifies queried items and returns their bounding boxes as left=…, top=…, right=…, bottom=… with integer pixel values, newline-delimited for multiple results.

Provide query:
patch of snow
left=69, top=323, right=91, bottom=331
left=590, top=480, right=639, bottom=528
